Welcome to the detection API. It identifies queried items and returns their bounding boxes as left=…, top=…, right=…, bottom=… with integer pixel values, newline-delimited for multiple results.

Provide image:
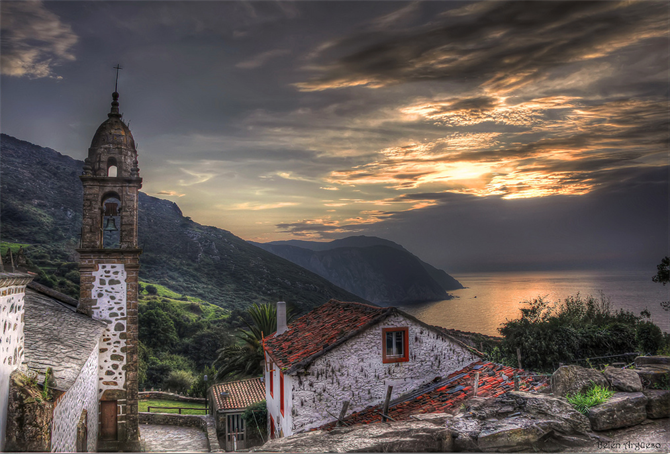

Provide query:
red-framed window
left=269, top=362, right=274, bottom=397
left=270, top=415, right=275, bottom=439
left=382, top=327, right=409, bottom=363
left=279, top=372, right=285, bottom=416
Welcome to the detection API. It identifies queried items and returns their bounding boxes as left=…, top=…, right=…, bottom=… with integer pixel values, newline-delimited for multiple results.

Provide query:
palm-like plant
left=214, top=303, right=294, bottom=381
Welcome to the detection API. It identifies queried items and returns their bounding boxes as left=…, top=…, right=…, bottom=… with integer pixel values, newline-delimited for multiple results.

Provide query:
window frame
left=382, top=327, right=409, bottom=363
left=279, top=371, right=285, bottom=416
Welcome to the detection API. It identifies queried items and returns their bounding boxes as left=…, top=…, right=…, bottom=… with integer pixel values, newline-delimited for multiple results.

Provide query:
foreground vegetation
left=139, top=399, right=208, bottom=415
left=566, top=384, right=614, bottom=415
left=486, top=293, right=669, bottom=372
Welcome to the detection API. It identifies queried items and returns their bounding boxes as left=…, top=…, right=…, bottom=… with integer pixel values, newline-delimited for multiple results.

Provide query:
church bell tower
left=77, top=87, right=141, bottom=451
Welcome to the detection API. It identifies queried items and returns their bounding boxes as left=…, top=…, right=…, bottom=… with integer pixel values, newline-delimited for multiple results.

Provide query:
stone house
left=208, top=377, right=265, bottom=451
left=262, top=300, right=482, bottom=437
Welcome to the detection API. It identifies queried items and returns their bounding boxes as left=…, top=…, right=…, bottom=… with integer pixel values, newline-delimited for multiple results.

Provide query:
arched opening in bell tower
left=107, top=157, right=118, bottom=177
left=101, top=193, right=122, bottom=248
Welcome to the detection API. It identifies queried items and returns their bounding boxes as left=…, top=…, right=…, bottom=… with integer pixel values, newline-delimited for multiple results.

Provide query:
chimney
left=277, top=301, right=287, bottom=335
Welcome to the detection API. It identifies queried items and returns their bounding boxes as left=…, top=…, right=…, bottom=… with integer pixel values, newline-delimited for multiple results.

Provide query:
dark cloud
left=298, top=1, right=667, bottom=92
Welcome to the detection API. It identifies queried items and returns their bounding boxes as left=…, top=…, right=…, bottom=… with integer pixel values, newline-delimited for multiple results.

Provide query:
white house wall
left=264, top=357, right=292, bottom=439
left=91, top=264, right=127, bottom=395
left=289, top=313, right=480, bottom=434
left=51, top=341, right=100, bottom=452
left=0, top=282, right=28, bottom=451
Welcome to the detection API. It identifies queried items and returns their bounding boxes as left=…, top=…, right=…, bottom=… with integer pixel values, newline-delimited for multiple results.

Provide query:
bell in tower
left=77, top=79, right=142, bottom=451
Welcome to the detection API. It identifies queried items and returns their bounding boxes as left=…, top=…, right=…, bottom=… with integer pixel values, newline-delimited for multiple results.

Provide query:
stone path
left=140, top=424, right=210, bottom=452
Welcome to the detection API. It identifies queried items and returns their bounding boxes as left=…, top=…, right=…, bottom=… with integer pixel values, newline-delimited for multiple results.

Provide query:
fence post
left=473, top=372, right=479, bottom=397
left=381, top=386, right=393, bottom=422
left=513, top=374, right=520, bottom=391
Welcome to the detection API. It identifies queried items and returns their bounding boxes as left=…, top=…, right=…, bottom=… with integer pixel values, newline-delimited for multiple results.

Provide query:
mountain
left=0, top=134, right=366, bottom=312
left=252, top=236, right=463, bottom=305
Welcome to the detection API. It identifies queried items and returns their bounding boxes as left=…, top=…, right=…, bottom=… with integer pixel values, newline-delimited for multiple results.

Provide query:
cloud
left=236, top=49, right=291, bottom=69
left=296, top=1, right=667, bottom=93
left=156, top=190, right=186, bottom=197
left=177, top=168, right=216, bottom=186
left=1, top=1, right=78, bottom=79
left=229, top=202, right=300, bottom=211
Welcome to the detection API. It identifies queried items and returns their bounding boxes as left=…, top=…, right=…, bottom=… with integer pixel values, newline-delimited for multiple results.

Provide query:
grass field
left=139, top=399, right=208, bottom=415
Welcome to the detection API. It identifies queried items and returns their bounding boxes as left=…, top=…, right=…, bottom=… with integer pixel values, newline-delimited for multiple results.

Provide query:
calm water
left=399, top=270, right=670, bottom=336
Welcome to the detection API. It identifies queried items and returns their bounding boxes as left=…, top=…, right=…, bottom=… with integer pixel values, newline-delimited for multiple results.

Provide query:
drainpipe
left=277, top=301, right=287, bottom=335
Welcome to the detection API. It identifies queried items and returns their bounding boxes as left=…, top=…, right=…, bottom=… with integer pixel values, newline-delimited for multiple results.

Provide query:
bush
left=243, top=400, right=267, bottom=442
left=566, top=384, right=614, bottom=415
left=636, top=321, right=664, bottom=355
left=146, top=285, right=158, bottom=295
left=163, top=370, right=195, bottom=395
left=499, top=294, right=644, bottom=372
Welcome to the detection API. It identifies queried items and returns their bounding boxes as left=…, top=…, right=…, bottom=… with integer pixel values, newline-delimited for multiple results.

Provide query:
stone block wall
left=0, top=273, right=33, bottom=451
left=78, top=250, right=140, bottom=448
left=286, top=313, right=480, bottom=434
left=51, top=342, right=100, bottom=453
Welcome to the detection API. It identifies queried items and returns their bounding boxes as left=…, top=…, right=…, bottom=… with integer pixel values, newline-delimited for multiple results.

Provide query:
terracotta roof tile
left=263, top=300, right=386, bottom=371
left=210, top=377, right=265, bottom=411
left=319, top=361, right=549, bottom=429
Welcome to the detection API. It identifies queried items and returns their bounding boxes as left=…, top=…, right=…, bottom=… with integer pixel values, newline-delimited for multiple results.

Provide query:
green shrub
left=163, top=370, right=195, bottom=395
left=636, top=321, right=664, bottom=355
left=146, top=285, right=158, bottom=295
left=566, top=384, right=614, bottom=415
left=243, top=400, right=267, bottom=441
left=499, top=294, right=644, bottom=372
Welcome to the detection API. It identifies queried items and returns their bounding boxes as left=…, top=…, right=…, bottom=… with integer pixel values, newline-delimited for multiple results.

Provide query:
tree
left=213, top=303, right=295, bottom=381
left=146, top=284, right=158, bottom=295
left=139, top=309, right=178, bottom=350
left=652, top=257, right=669, bottom=311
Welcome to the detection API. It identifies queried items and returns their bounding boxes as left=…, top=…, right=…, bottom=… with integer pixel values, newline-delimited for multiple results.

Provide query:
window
left=279, top=372, right=285, bottom=416
left=270, top=415, right=275, bottom=439
left=382, top=327, right=409, bottom=363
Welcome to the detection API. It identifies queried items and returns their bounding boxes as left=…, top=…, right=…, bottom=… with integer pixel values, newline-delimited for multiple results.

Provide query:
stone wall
left=50, top=342, right=100, bottom=453
left=282, top=313, right=480, bottom=434
left=0, top=274, right=33, bottom=451
left=139, top=391, right=206, bottom=403
left=78, top=250, right=141, bottom=449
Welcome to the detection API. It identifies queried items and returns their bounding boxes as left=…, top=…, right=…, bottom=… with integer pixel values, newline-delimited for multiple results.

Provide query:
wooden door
left=100, top=401, right=117, bottom=441
left=225, top=413, right=245, bottom=451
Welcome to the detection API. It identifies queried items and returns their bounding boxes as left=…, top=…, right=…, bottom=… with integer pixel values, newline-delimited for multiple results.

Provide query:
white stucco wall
left=51, top=341, right=100, bottom=452
left=91, top=264, right=127, bottom=396
left=264, top=357, right=292, bottom=438
left=0, top=283, right=27, bottom=451
left=287, top=313, right=480, bottom=434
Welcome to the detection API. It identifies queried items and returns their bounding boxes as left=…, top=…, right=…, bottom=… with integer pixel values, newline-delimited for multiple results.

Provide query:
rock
left=252, top=418, right=453, bottom=452
left=506, top=391, right=591, bottom=434
left=551, top=365, right=609, bottom=397
left=477, top=421, right=548, bottom=452
left=4, top=370, right=54, bottom=452
left=643, top=389, right=670, bottom=419
left=588, top=392, right=648, bottom=431
left=635, top=356, right=670, bottom=367
left=634, top=368, right=670, bottom=389
left=602, top=366, right=643, bottom=392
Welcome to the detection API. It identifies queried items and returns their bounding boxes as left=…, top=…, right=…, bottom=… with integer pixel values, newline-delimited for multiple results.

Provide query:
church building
left=0, top=88, right=143, bottom=452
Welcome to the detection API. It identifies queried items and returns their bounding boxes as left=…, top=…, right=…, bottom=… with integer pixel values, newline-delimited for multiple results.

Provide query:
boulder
left=602, top=366, right=643, bottom=392
left=643, top=389, right=670, bottom=419
left=252, top=418, right=453, bottom=452
left=551, top=365, right=609, bottom=397
left=587, top=392, right=648, bottom=431
left=506, top=391, right=591, bottom=434
left=4, top=370, right=54, bottom=452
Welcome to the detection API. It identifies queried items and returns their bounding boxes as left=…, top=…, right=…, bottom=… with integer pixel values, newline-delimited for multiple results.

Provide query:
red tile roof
left=263, top=300, right=388, bottom=372
left=210, top=377, right=265, bottom=411
left=319, top=361, right=549, bottom=429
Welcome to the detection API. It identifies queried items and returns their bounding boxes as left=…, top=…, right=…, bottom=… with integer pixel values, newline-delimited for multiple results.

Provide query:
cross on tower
left=113, top=64, right=122, bottom=92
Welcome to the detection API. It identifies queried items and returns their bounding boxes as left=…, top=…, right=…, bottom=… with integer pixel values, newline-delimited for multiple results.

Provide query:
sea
left=398, top=270, right=670, bottom=337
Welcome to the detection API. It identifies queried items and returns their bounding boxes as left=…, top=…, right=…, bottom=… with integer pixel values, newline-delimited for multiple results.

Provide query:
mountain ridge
left=253, top=236, right=463, bottom=304
left=0, top=133, right=366, bottom=312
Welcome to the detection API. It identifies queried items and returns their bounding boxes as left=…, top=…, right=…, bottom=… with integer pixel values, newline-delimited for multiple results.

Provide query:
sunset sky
left=2, top=1, right=668, bottom=272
